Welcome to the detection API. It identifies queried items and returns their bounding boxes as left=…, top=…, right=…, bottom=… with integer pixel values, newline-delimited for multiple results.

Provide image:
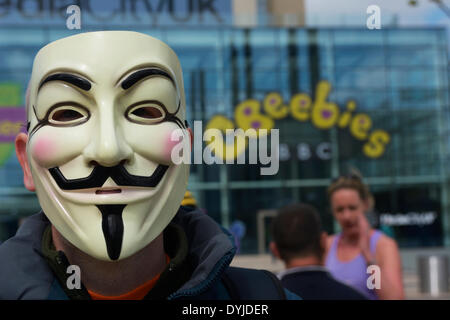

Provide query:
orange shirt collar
left=88, top=254, right=170, bottom=300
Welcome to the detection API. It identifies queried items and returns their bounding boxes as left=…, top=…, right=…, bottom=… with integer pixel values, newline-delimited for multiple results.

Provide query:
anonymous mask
left=24, top=31, right=190, bottom=261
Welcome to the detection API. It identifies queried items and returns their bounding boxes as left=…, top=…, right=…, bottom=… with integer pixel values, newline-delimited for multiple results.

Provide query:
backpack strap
left=221, top=267, right=287, bottom=300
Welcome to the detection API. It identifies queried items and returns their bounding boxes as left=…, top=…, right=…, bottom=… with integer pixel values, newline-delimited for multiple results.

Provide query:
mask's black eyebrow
left=121, top=68, right=175, bottom=90
left=38, top=73, right=92, bottom=92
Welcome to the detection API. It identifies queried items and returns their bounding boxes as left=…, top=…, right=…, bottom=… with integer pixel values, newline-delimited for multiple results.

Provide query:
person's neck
left=51, top=225, right=166, bottom=296
left=340, top=233, right=358, bottom=245
left=285, top=255, right=323, bottom=269
left=340, top=229, right=372, bottom=246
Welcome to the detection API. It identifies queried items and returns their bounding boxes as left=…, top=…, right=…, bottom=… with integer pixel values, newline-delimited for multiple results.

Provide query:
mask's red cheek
left=163, top=129, right=188, bottom=163
left=31, top=136, right=57, bottom=167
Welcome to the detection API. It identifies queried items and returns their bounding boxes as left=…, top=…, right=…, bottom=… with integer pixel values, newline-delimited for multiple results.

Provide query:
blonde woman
left=324, top=173, right=404, bottom=300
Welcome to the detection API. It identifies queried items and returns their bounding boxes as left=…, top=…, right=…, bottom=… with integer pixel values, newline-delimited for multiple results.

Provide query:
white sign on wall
left=380, top=211, right=437, bottom=227
left=279, top=142, right=332, bottom=161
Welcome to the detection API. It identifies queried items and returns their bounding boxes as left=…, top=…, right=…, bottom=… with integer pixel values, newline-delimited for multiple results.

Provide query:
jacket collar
left=167, top=207, right=236, bottom=298
left=39, top=206, right=236, bottom=299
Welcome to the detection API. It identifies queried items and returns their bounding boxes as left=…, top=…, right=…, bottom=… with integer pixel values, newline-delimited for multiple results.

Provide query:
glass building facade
left=0, top=25, right=449, bottom=253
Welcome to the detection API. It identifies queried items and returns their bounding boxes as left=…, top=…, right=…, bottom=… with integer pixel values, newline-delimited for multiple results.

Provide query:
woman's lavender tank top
left=325, top=230, right=382, bottom=300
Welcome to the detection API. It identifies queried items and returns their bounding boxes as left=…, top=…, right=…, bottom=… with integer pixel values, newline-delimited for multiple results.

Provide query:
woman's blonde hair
left=327, top=169, right=370, bottom=202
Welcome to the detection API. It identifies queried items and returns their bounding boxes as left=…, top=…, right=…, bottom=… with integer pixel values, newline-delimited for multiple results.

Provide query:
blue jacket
left=0, top=208, right=298, bottom=300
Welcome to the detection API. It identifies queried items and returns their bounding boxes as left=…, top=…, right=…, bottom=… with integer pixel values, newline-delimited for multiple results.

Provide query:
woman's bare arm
left=374, top=236, right=405, bottom=300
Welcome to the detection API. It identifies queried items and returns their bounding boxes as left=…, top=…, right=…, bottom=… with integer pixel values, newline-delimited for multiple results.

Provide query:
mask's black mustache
left=48, top=164, right=169, bottom=190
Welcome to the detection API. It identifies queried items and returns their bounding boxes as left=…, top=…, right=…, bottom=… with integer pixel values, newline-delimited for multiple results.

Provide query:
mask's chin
left=32, top=161, right=189, bottom=261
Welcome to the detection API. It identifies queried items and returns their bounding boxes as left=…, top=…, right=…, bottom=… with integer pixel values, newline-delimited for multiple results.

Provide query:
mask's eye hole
left=48, top=105, right=89, bottom=125
left=126, top=103, right=166, bottom=124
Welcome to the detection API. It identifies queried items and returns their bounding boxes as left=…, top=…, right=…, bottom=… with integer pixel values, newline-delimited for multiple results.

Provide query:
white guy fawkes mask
left=25, top=31, right=190, bottom=261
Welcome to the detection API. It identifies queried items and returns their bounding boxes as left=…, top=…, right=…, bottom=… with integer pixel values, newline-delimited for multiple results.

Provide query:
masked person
left=0, top=31, right=297, bottom=300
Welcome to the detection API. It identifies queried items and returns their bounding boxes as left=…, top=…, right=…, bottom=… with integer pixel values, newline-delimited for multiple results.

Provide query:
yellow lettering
left=205, top=115, right=247, bottom=161
left=338, top=100, right=356, bottom=128
left=263, top=92, right=289, bottom=120
left=1, top=121, right=11, bottom=135
left=206, top=115, right=234, bottom=133
left=0, top=121, right=23, bottom=135
left=290, top=93, right=312, bottom=122
left=363, top=130, right=390, bottom=158
left=0, top=121, right=8, bottom=135
left=311, top=81, right=340, bottom=129
left=350, top=114, right=372, bottom=140
left=12, top=122, right=23, bottom=134
left=207, top=81, right=391, bottom=161
left=235, top=99, right=274, bottom=138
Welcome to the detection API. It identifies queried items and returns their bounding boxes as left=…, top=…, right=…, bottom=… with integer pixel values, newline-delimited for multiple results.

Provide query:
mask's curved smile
left=41, top=161, right=171, bottom=206
left=49, top=163, right=169, bottom=190
left=46, top=163, right=170, bottom=261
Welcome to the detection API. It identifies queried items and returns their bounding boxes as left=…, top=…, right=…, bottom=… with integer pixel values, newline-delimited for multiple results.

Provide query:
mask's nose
left=83, top=103, right=133, bottom=167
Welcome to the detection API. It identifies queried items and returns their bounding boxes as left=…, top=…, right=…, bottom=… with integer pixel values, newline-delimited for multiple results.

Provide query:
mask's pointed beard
left=96, top=204, right=126, bottom=261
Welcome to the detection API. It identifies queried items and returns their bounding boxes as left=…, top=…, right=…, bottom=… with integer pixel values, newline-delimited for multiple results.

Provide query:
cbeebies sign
left=207, top=80, right=390, bottom=160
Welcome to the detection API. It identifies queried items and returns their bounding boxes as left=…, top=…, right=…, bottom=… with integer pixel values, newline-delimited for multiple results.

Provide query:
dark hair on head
left=271, top=203, right=323, bottom=262
left=327, top=169, right=370, bottom=202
